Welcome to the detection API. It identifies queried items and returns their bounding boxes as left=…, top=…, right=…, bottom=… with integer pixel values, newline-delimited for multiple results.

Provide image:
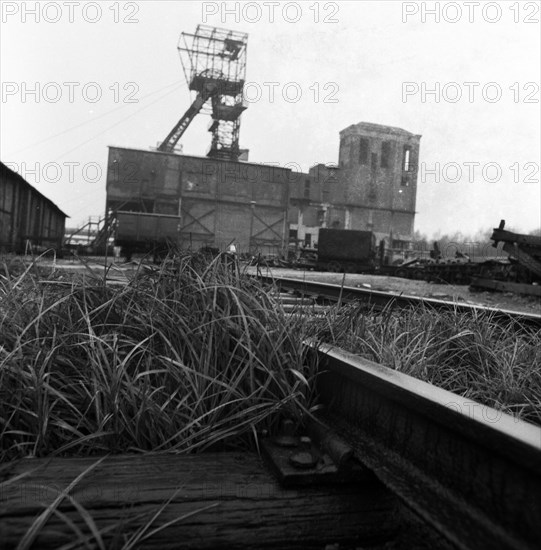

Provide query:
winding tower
left=158, top=25, right=248, bottom=161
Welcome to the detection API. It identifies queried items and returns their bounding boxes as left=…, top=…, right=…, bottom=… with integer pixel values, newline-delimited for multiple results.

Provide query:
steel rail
left=255, top=274, right=541, bottom=326
left=310, top=344, right=541, bottom=550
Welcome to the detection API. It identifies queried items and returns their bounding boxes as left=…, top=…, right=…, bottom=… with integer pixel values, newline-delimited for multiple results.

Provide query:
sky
left=1, top=0, right=540, bottom=237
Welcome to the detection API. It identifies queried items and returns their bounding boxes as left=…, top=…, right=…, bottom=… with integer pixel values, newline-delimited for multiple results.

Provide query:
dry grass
left=0, top=252, right=316, bottom=462
left=2, top=253, right=540, bottom=547
left=312, top=301, right=541, bottom=426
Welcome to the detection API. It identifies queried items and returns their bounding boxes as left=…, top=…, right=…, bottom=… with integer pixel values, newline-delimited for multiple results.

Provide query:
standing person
left=225, top=241, right=238, bottom=275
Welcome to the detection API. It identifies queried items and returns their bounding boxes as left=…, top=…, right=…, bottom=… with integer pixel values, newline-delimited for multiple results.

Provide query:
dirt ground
left=248, top=266, right=541, bottom=315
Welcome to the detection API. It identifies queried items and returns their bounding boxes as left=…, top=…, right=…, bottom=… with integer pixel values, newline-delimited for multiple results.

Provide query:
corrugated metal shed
left=0, top=162, right=68, bottom=253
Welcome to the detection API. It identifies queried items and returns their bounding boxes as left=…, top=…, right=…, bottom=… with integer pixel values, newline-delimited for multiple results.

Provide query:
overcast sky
left=1, top=0, right=540, bottom=237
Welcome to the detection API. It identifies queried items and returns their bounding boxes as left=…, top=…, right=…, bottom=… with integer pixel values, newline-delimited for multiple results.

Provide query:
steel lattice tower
left=158, top=25, right=248, bottom=161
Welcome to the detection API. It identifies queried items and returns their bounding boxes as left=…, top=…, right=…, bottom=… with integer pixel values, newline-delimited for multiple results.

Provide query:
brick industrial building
left=105, top=122, right=420, bottom=256
left=289, top=122, right=421, bottom=251
left=102, top=27, right=421, bottom=257
left=106, top=146, right=292, bottom=254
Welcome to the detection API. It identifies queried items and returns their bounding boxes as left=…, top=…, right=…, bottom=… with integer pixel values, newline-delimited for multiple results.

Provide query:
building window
left=359, top=138, right=369, bottom=165
left=289, top=229, right=298, bottom=241
left=304, top=233, right=312, bottom=247
left=403, top=146, right=412, bottom=172
left=304, top=179, right=311, bottom=199
left=340, top=137, right=349, bottom=167
left=381, top=141, right=392, bottom=168
left=322, top=181, right=330, bottom=202
left=317, top=209, right=326, bottom=226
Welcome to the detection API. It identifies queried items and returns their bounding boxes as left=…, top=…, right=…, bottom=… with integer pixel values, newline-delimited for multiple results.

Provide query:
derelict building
left=289, top=122, right=421, bottom=250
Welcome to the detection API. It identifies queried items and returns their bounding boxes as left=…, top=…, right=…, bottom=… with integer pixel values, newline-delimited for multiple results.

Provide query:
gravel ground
left=248, top=266, right=541, bottom=315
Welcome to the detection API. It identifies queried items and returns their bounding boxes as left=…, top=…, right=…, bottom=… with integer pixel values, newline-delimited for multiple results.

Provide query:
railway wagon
left=105, top=147, right=292, bottom=256
left=0, top=162, right=67, bottom=254
left=316, top=228, right=377, bottom=272
left=114, top=210, right=181, bottom=259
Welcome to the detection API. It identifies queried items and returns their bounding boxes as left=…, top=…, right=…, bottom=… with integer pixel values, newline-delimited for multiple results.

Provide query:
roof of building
left=107, top=145, right=294, bottom=172
left=0, top=161, right=69, bottom=218
left=340, top=122, right=422, bottom=139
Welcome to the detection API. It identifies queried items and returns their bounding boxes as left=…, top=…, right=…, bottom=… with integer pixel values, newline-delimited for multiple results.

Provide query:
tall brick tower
left=337, top=122, right=421, bottom=247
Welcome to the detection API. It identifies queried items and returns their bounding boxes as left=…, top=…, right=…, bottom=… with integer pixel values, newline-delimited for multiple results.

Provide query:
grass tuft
left=0, top=253, right=316, bottom=462
left=311, top=301, right=541, bottom=426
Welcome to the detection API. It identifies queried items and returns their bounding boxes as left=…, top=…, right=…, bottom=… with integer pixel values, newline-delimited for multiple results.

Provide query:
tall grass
left=0, top=253, right=315, bottom=462
left=2, top=255, right=540, bottom=547
left=2, top=251, right=539, bottom=464
left=312, top=302, right=541, bottom=426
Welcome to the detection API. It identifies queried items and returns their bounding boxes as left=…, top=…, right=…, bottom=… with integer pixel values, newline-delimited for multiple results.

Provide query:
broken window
left=381, top=141, right=392, bottom=168
left=371, top=152, right=378, bottom=177
left=359, top=138, right=369, bottom=165
left=304, top=179, right=311, bottom=199
left=304, top=233, right=312, bottom=247
left=403, top=146, right=412, bottom=172
left=322, top=181, right=330, bottom=202
left=340, top=136, right=347, bottom=165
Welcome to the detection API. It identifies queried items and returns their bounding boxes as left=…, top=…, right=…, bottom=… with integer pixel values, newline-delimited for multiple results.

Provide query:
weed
left=0, top=253, right=316, bottom=462
left=311, top=301, right=541, bottom=426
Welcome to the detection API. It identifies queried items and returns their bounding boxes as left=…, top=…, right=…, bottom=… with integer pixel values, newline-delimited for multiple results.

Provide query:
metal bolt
left=289, top=436, right=317, bottom=469
left=274, top=418, right=298, bottom=448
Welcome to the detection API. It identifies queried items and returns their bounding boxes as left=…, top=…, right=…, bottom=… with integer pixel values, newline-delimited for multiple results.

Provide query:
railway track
left=257, top=274, right=541, bottom=326
left=3, top=343, right=539, bottom=548
left=2, top=264, right=540, bottom=548
left=309, top=344, right=541, bottom=550
left=263, top=273, right=541, bottom=547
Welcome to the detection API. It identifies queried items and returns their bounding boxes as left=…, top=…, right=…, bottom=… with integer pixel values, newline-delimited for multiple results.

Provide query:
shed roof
left=0, top=161, right=69, bottom=218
